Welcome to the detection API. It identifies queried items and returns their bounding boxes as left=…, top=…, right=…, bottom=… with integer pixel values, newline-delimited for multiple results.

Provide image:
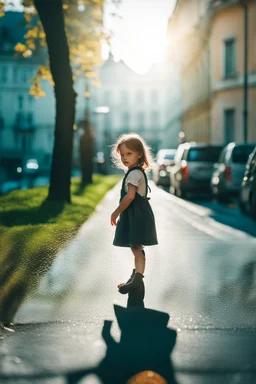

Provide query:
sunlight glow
left=103, top=0, right=175, bottom=74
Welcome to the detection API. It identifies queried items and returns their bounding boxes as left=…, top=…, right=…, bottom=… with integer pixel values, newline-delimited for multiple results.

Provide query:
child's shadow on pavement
left=67, top=301, right=177, bottom=384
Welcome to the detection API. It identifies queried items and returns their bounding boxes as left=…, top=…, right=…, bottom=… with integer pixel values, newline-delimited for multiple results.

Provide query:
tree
left=34, top=0, right=76, bottom=202
left=1, top=0, right=77, bottom=202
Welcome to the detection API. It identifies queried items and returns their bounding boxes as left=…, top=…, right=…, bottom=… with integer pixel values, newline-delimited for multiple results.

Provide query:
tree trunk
left=79, top=116, right=94, bottom=185
left=34, top=0, right=76, bottom=203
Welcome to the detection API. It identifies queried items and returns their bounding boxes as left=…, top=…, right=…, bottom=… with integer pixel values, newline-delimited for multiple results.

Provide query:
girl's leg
left=131, top=244, right=145, bottom=275
left=118, top=245, right=145, bottom=294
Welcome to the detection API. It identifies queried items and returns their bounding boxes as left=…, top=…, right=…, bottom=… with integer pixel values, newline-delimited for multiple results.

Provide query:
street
left=0, top=181, right=256, bottom=383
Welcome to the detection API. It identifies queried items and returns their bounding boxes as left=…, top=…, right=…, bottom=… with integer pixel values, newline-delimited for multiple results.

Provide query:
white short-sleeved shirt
left=125, top=170, right=146, bottom=197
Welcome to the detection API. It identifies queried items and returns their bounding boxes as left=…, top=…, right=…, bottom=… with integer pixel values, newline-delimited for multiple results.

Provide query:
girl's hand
left=111, top=210, right=119, bottom=226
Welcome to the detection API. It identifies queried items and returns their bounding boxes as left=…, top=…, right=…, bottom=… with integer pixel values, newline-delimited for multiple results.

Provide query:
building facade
left=167, top=0, right=256, bottom=145
left=0, top=12, right=56, bottom=181
left=210, top=0, right=256, bottom=144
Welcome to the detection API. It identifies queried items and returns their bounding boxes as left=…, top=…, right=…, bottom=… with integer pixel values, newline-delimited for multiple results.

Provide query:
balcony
left=13, top=112, right=35, bottom=134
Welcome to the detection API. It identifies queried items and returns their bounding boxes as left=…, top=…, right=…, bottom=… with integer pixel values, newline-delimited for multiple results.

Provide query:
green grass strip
left=0, top=174, right=120, bottom=323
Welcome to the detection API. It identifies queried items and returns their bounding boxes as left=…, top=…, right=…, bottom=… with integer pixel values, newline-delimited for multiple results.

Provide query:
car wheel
left=250, top=193, right=256, bottom=220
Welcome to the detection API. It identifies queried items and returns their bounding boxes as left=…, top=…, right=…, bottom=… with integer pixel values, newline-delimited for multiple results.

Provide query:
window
left=164, top=153, right=175, bottom=160
left=120, top=91, right=128, bottom=105
left=15, top=112, right=23, bottom=128
left=224, top=38, right=236, bottom=78
left=123, top=111, right=130, bottom=129
left=27, top=113, right=34, bottom=126
left=151, top=111, right=159, bottom=127
left=18, top=95, right=24, bottom=110
left=135, top=91, right=143, bottom=104
left=22, top=70, right=28, bottom=83
left=232, top=145, right=255, bottom=164
left=13, top=67, right=18, bottom=83
left=1, top=66, right=7, bottom=83
left=187, top=147, right=223, bottom=162
left=224, top=109, right=235, bottom=144
left=137, top=111, right=144, bottom=131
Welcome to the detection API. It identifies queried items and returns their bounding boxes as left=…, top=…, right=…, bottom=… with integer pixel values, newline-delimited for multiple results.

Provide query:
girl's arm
left=111, top=183, right=137, bottom=226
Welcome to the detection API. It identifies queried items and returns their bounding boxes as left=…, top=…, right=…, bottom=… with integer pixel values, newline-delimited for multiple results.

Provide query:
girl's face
left=119, top=144, right=141, bottom=169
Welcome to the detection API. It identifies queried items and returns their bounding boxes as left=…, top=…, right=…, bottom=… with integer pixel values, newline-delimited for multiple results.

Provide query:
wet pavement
left=0, top=182, right=256, bottom=383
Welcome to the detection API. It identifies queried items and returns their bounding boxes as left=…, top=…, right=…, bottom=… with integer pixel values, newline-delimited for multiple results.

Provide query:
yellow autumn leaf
left=15, top=43, right=27, bottom=53
left=29, top=83, right=46, bottom=99
left=25, top=29, right=39, bottom=39
left=23, top=50, right=32, bottom=58
left=27, top=41, right=36, bottom=50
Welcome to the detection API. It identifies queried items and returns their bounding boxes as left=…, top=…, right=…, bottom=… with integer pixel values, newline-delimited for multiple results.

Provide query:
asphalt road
left=1, top=182, right=256, bottom=384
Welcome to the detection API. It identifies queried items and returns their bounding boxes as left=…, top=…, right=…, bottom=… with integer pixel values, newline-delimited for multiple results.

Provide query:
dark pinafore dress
left=113, top=166, right=158, bottom=247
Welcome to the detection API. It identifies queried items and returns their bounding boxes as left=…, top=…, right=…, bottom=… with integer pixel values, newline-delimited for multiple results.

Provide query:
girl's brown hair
left=111, top=133, right=153, bottom=171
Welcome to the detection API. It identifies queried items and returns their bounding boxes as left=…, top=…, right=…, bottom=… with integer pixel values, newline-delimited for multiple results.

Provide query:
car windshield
left=187, top=147, right=222, bottom=162
left=232, top=145, right=255, bottom=164
left=164, top=153, right=175, bottom=160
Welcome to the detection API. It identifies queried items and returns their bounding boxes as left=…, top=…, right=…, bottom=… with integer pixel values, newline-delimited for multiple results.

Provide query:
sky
left=9, top=0, right=176, bottom=75
left=104, top=0, right=176, bottom=74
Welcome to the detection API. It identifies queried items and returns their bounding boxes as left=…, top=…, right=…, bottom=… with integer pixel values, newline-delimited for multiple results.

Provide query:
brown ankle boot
left=117, top=269, right=136, bottom=289
left=119, top=272, right=144, bottom=294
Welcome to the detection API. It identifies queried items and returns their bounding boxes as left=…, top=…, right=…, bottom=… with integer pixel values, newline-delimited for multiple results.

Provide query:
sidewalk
left=0, top=182, right=255, bottom=383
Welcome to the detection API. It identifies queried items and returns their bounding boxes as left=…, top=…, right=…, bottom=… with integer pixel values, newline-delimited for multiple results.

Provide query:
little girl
left=110, top=133, right=158, bottom=295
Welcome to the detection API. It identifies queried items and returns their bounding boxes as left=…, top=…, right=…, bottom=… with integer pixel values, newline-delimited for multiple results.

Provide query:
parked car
left=239, top=146, right=256, bottom=220
left=170, top=142, right=223, bottom=198
left=211, top=143, right=255, bottom=203
left=152, top=149, right=176, bottom=186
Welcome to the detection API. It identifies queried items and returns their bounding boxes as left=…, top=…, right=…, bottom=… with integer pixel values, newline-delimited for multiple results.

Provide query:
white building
left=76, top=53, right=179, bottom=156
